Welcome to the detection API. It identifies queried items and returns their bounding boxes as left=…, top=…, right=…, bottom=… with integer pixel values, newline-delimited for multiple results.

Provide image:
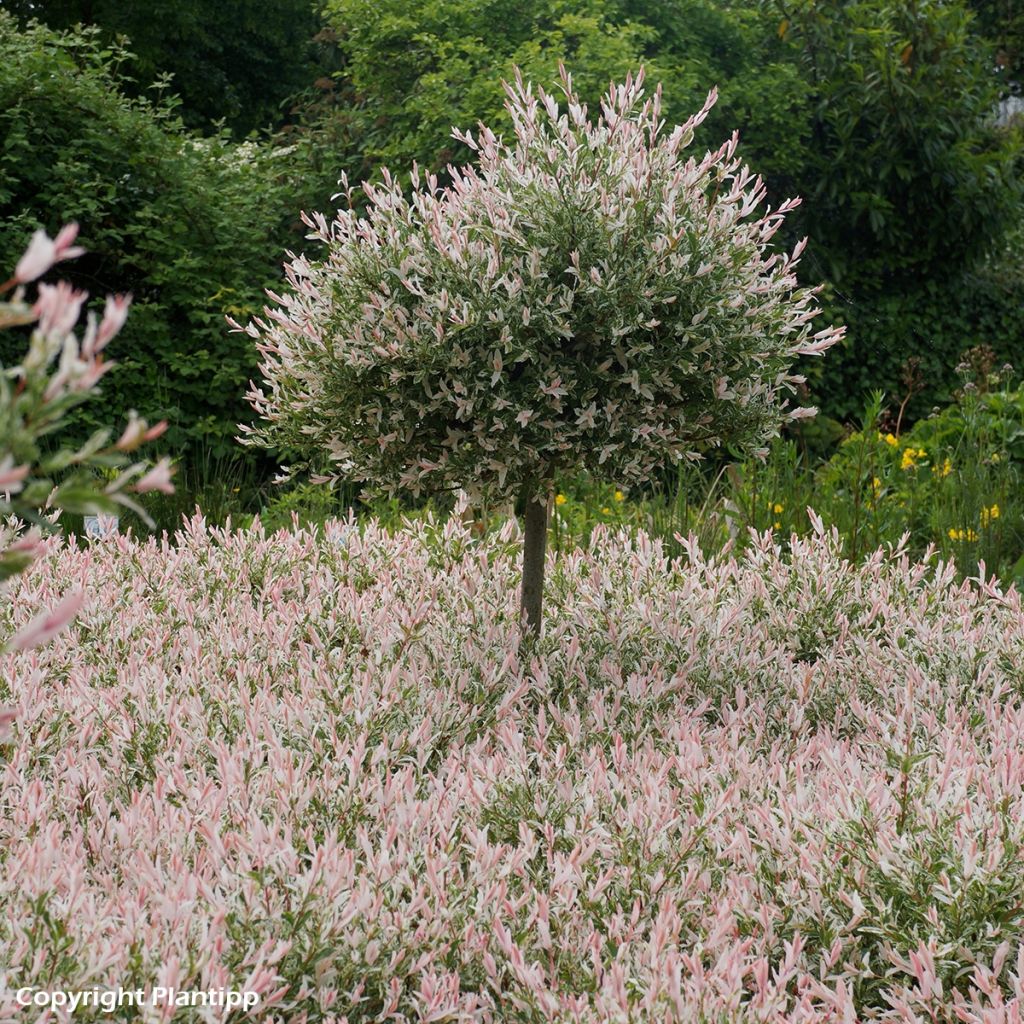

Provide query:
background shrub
left=0, top=14, right=294, bottom=460
left=2, top=0, right=321, bottom=136
left=811, top=253, right=1024, bottom=423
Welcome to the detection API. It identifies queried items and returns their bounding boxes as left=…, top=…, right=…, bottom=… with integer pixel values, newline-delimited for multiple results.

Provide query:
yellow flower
left=980, top=504, right=1000, bottom=528
left=555, top=494, right=567, bottom=506
left=900, top=448, right=917, bottom=470
left=772, top=502, right=784, bottom=514
left=774, top=521, right=782, bottom=530
left=871, top=477, right=882, bottom=495
left=601, top=506, right=611, bottom=515
left=932, top=457, right=952, bottom=478
left=948, top=527, right=978, bottom=542
left=614, top=490, right=625, bottom=502
left=991, top=453, right=1002, bottom=465
left=882, top=432, right=898, bottom=447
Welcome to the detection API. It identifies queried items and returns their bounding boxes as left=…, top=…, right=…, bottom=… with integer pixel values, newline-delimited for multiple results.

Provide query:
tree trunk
left=520, top=487, right=550, bottom=639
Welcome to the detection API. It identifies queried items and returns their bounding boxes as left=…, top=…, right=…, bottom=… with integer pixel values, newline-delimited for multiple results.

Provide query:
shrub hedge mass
left=3, top=517, right=1024, bottom=1020
left=0, top=13, right=292, bottom=458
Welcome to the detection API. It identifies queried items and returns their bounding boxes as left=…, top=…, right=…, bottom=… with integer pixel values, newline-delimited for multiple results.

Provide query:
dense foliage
left=0, top=14, right=293, bottom=458
left=313, top=0, right=815, bottom=199
left=4, top=5, right=1024, bottom=1004
left=4, top=517, right=1024, bottom=1019
left=5, top=0, right=320, bottom=135
left=811, top=255, right=1024, bottom=423
left=318, top=0, right=687, bottom=175
left=770, top=0, right=1020, bottom=288
left=971, top=0, right=1024, bottom=85
left=317, top=0, right=1019, bottom=285
left=244, top=72, right=839, bottom=500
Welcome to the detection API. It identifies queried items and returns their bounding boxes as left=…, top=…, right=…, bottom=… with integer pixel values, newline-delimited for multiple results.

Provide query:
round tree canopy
left=240, top=68, right=842, bottom=501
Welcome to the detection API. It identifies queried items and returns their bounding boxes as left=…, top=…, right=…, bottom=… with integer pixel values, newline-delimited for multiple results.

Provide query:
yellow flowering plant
left=980, top=504, right=1000, bottom=528
left=548, top=476, right=634, bottom=552
left=808, top=386, right=1019, bottom=571
left=947, top=527, right=979, bottom=543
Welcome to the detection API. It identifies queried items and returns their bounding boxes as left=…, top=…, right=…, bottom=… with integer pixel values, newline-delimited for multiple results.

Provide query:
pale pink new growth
left=115, top=416, right=168, bottom=453
left=0, top=458, right=30, bottom=492
left=7, top=588, right=84, bottom=651
left=132, top=458, right=175, bottom=494
left=13, top=223, right=85, bottom=285
left=0, top=706, right=15, bottom=744
left=89, top=293, right=132, bottom=356
left=1, top=518, right=1023, bottom=1020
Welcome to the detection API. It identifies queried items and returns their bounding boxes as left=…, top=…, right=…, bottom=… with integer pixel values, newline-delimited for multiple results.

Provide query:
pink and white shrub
left=238, top=67, right=843, bottom=633
left=240, top=70, right=842, bottom=502
left=0, top=225, right=170, bottom=738
left=0, top=225, right=171, bottom=570
left=2, top=516, right=1024, bottom=1022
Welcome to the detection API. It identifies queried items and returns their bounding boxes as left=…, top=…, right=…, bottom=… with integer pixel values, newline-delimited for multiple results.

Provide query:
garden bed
left=2, top=516, right=1024, bottom=1021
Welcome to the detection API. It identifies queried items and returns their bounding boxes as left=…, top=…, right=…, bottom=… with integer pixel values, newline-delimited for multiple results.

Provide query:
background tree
left=241, top=71, right=842, bottom=635
left=312, top=0, right=807, bottom=189
left=767, top=0, right=1020, bottom=289
left=0, top=13, right=296, bottom=460
left=6, top=0, right=320, bottom=136
left=767, top=0, right=1024, bottom=421
left=315, top=0, right=1018, bottom=286
left=310, top=0, right=667, bottom=187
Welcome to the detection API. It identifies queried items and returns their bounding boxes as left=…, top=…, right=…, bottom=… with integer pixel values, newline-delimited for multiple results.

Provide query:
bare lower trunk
left=520, top=488, right=549, bottom=639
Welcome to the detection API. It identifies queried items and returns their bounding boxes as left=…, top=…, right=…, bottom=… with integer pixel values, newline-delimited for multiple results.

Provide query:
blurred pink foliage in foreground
left=0, top=225, right=172, bottom=733
left=2, top=515, right=1024, bottom=1021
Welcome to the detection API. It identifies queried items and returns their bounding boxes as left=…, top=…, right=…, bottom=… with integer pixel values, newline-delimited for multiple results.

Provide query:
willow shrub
left=0, top=225, right=172, bottom=584
left=0, top=225, right=171, bottom=740
left=240, top=69, right=841, bottom=635
left=4, top=516, right=1024, bottom=1019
